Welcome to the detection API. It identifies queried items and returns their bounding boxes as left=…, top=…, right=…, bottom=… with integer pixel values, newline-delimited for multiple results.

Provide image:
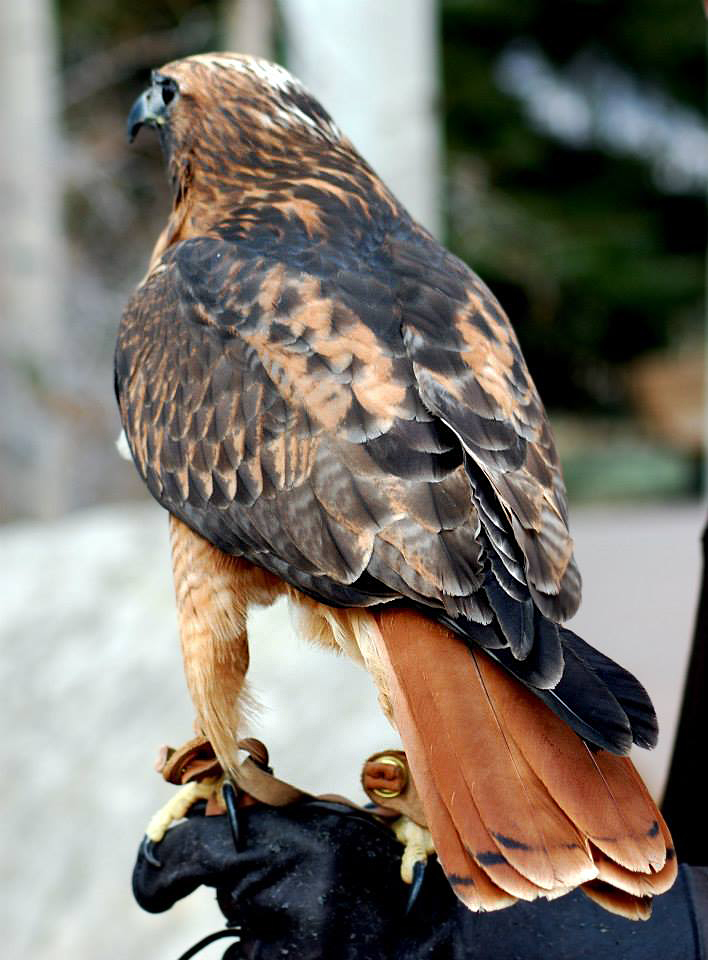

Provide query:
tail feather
left=465, top=654, right=599, bottom=891
left=478, top=650, right=666, bottom=874
left=379, top=623, right=519, bottom=909
left=371, top=609, right=675, bottom=916
left=393, top=688, right=520, bottom=910
left=375, top=611, right=598, bottom=894
left=581, top=880, right=653, bottom=921
left=560, top=628, right=659, bottom=749
left=482, top=575, right=535, bottom=659
left=590, top=844, right=676, bottom=897
left=442, top=607, right=657, bottom=756
left=620, top=757, right=677, bottom=885
left=590, top=751, right=668, bottom=871
left=488, top=637, right=634, bottom=754
left=546, top=643, right=633, bottom=753
left=580, top=800, right=676, bottom=919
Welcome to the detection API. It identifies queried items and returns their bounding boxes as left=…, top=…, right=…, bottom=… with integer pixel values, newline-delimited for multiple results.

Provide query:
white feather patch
left=288, top=595, right=395, bottom=725
left=185, top=53, right=341, bottom=141
left=115, top=429, right=132, bottom=461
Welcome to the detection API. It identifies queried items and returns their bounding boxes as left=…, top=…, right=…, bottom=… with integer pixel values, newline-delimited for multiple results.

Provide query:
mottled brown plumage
left=117, top=54, right=673, bottom=917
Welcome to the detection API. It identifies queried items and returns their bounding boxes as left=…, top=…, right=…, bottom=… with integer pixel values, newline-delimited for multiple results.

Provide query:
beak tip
left=126, top=88, right=152, bottom=145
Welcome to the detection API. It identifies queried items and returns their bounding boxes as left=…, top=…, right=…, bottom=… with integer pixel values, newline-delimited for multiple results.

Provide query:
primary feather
left=116, top=53, right=673, bottom=917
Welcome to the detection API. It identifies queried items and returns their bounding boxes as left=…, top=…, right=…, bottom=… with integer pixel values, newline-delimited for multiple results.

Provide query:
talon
left=222, top=780, right=242, bottom=851
left=141, top=835, right=162, bottom=869
left=392, top=815, right=434, bottom=907
left=405, top=859, right=426, bottom=914
left=145, top=777, right=222, bottom=844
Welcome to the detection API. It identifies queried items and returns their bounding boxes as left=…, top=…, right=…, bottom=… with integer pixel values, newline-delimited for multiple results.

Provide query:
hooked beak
left=127, top=87, right=167, bottom=143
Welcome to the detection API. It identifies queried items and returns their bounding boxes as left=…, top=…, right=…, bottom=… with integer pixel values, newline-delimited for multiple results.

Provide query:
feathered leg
left=169, top=516, right=283, bottom=778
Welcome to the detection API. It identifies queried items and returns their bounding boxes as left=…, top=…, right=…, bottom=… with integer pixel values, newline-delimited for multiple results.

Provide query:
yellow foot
left=392, top=816, right=435, bottom=884
left=145, top=776, right=224, bottom=843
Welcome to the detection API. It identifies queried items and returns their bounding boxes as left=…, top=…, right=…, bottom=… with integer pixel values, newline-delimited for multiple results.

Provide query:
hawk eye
left=159, top=78, right=178, bottom=106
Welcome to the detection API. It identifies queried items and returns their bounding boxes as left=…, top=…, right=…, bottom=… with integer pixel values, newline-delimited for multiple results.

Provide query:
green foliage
left=57, top=0, right=219, bottom=63
left=56, top=0, right=704, bottom=417
left=441, top=0, right=705, bottom=411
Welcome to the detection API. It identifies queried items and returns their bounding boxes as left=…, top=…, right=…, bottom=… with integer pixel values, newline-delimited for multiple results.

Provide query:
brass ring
left=371, top=754, right=408, bottom=798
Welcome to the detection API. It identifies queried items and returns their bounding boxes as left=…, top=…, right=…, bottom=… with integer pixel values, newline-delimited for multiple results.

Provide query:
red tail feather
left=372, top=609, right=676, bottom=918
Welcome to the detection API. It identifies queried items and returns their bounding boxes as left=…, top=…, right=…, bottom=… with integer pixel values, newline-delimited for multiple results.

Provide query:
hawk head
left=126, top=53, right=356, bottom=218
left=128, top=53, right=343, bottom=158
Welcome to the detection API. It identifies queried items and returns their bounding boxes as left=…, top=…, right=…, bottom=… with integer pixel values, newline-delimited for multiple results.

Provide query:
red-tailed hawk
left=117, top=54, right=675, bottom=917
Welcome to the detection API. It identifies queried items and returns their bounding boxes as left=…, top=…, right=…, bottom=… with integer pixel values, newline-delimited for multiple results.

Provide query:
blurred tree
left=440, top=0, right=705, bottom=413
left=280, top=0, right=442, bottom=236
left=222, top=0, right=274, bottom=58
left=0, top=0, right=67, bottom=518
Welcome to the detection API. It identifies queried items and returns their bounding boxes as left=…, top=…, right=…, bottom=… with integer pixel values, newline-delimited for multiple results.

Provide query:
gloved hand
left=134, top=799, right=418, bottom=959
left=133, top=797, right=708, bottom=960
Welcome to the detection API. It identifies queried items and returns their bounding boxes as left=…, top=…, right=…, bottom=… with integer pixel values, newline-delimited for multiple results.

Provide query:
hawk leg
left=169, top=516, right=284, bottom=779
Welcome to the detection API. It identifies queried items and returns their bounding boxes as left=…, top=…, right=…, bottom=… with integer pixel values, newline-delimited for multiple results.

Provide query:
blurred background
left=1, top=1, right=705, bottom=957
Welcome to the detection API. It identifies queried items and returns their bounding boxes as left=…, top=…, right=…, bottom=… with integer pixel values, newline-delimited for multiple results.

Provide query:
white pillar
left=221, top=0, right=275, bottom=59
left=0, top=0, right=66, bottom=518
left=279, top=0, right=442, bottom=237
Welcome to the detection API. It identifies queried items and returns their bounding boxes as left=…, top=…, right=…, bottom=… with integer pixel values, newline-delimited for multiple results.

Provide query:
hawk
left=117, top=54, right=675, bottom=917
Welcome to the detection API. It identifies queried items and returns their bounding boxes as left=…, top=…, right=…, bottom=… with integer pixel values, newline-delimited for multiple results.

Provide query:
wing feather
left=116, top=223, right=648, bottom=752
left=116, top=236, right=483, bottom=612
left=394, top=226, right=581, bottom=621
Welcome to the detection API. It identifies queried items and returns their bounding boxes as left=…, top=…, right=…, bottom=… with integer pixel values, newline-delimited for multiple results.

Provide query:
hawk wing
left=116, top=226, right=611, bottom=740
left=391, top=225, right=581, bottom=622
left=116, top=233, right=487, bottom=613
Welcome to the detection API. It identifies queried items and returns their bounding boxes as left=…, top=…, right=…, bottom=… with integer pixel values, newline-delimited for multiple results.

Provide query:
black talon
left=141, top=835, right=162, bottom=869
left=173, top=927, right=242, bottom=960
left=405, top=859, right=426, bottom=915
left=222, top=781, right=242, bottom=852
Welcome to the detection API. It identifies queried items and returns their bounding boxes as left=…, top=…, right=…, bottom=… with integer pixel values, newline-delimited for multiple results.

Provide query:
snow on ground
left=1, top=500, right=703, bottom=959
